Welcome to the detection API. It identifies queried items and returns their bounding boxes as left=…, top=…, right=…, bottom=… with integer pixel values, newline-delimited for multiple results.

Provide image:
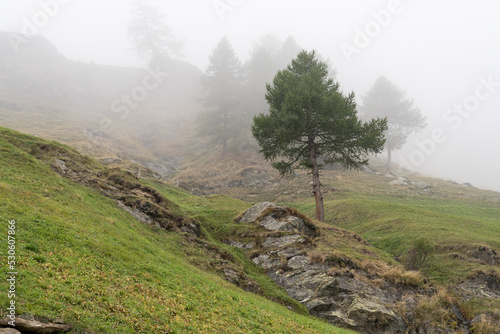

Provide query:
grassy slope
left=0, top=127, right=352, bottom=333
left=291, top=182, right=500, bottom=284
left=176, top=153, right=500, bottom=320
left=281, top=168, right=500, bottom=320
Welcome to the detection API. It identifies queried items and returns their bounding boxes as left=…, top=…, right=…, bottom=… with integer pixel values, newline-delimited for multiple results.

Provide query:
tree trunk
left=308, top=135, right=325, bottom=222
left=385, top=148, right=392, bottom=169
left=222, top=110, right=228, bottom=156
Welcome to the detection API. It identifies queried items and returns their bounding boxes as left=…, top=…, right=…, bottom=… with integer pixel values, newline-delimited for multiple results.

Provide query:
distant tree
left=241, top=35, right=302, bottom=129
left=127, top=0, right=182, bottom=61
left=198, top=37, right=243, bottom=155
left=361, top=76, right=427, bottom=168
left=276, top=36, right=301, bottom=68
left=252, top=51, right=387, bottom=222
left=241, top=47, right=277, bottom=121
left=252, top=34, right=283, bottom=58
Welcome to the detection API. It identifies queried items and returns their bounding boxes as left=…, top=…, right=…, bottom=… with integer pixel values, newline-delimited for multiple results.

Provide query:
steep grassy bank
left=0, top=127, right=351, bottom=333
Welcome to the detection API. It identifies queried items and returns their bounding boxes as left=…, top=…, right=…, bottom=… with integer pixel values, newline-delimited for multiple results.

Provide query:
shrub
left=405, top=237, right=434, bottom=271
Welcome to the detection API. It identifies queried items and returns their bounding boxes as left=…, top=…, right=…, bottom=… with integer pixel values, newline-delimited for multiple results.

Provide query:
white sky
left=1, top=0, right=499, bottom=191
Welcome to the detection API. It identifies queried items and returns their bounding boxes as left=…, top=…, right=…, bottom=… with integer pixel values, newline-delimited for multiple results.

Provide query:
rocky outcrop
left=455, top=271, right=500, bottom=301
left=0, top=318, right=70, bottom=333
left=233, top=202, right=469, bottom=334
left=236, top=202, right=318, bottom=238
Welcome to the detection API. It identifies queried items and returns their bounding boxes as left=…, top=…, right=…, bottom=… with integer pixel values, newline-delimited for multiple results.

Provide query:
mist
left=1, top=0, right=499, bottom=191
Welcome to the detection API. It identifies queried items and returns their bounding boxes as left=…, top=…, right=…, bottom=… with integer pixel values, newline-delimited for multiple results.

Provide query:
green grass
left=0, top=127, right=353, bottom=333
left=144, top=182, right=315, bottom=314
left=290, top=189, right=500, bottom=283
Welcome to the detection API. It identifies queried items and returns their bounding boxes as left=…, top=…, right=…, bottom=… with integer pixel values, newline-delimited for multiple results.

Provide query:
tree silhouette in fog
left=198, top=37, right=244, bottom=155
left=127, top=0, right=182, bottom=61
left=361, top=76, right=426, bottom=169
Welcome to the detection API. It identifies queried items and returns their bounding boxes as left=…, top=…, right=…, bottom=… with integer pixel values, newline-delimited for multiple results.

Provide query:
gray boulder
left=237, top=202, right=277, bottom=223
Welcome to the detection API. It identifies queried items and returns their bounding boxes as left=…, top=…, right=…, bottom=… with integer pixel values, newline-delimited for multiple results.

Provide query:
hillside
left=171, top=150, right=500, bottom=332
left=1, top=32, right=499, bottom=333
left=0, top=32, right=203, bottom=175
left=1, top=125, right=499, bottom=333
left=0, top=126, right=357, bottom=333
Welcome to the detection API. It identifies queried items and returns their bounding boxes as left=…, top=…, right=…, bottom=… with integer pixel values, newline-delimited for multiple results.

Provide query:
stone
left=385, top=174, right=395, bottom=179
left=0, top=318, right=71, bottom=333
left=237, top=202, right=278, bottom=223
left=321, top=309, right=357, bottom=328
left=468, top=246, right=498, bottom=265
left=287, top=255, right=311, bottom=270
left=389, top=180, right=407, bottom=186
left=259, top=215, right=306, bottom=232
left=233, top=201, right=467, bottom=334
left=55, top=159, right=66, bottom=172
left=252, top=254, right=280, bottom=269
left=348, top=297, right=405, bottom=334
left=0, top=328, right=22, bottom=334
left=277, top=247, right=302, bottom=259
left=263, top=235, right=304, bottom=249
left=415, top=182, right=431, bottom=189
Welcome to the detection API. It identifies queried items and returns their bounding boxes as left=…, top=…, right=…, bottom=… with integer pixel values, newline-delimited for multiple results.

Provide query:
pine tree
left=198, top=37, right=243, bottom=155
left=252, top=51, right=387, bottom=222
left=361, top=76, right=427, bottom=168
left=127, top=0, right=182, bottom=61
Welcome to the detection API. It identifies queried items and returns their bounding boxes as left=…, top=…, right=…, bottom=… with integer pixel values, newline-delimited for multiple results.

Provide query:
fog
left=1, top=0, right=499, bottom=191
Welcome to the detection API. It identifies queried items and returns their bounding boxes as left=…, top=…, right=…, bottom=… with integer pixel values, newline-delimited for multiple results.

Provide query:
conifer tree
left=252, top=51, right=387, bottom=221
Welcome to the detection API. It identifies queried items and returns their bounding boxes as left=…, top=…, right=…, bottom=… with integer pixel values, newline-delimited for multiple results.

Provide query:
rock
left=385, top=174, right=395, bottom=179
left=455, top=271, right=500, bottom=301
left=259, top=215, right=306, bottom=232
left=237, top=202, right=277, bottom=223
left=226, top=240, right=255, bottom=250
left=179, top=222, right=200, bottom=236
left=0, top=318, right=71, bottom=333
left=348, top=297, right=405, bottom=334
left=252, top=254, right=280, bottom=269
left=55, top=159, right=66, bottom=172
left=288, top=255, right=311, bottom=269
left=468, top=246, right=498, bottom=265
left=389, top=180, right=407, bottom=186
left=375, top=172, right=383, bottom=176
left=321, top=309, right=357, bottom=328
left=0, top=328, right=22, bottom=334
left=263, top=235, right=305, bottom=249
left=234, top=202, right=463, bottom=334
left=415, top=182, right=431, bottom=189
left=463, top=182, right=474, bottom=188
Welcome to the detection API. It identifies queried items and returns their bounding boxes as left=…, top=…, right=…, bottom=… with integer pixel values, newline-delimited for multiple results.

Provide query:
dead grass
left=413, top=286, right=458, bottom=327
left=360, top=259, right=425, bottom=287
left=470, top=315, right=500, bottom=334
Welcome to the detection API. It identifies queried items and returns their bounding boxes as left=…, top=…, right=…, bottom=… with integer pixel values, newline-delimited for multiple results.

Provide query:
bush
left=405, top=237, right=434, bottom=271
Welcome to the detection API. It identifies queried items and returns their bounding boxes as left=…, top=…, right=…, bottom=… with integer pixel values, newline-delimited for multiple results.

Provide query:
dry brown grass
left=470, top=315, right=500, bottom=334
left=359, top=259, right=425, bottom=287
left=412, top=286, right=459, bottom=328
